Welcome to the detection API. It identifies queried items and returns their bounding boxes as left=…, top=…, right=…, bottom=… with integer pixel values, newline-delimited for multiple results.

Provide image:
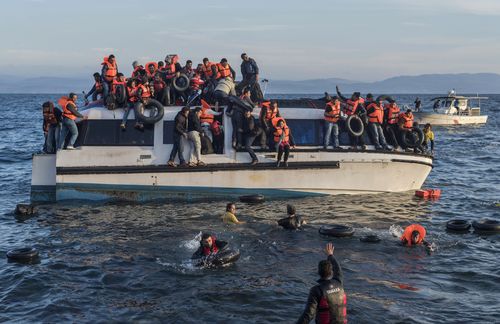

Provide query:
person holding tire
left=297, top=243, right=347, bottom=324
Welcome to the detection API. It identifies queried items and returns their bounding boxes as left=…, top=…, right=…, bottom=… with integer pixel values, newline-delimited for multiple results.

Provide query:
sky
left=1, top=0, right=499, bottom=81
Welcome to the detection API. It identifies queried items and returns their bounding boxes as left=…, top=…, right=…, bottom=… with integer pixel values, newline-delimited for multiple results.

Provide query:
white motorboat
left=31, top=102, right=433, bottom=202
left=413, top=93, right=488, bottom=126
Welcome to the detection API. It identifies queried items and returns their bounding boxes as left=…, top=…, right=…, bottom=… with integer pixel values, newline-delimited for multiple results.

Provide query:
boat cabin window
left=75, top=120, right=154, bottom=146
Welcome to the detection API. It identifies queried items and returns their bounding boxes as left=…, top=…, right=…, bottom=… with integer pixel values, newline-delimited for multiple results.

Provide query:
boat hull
left=413, top=112, right=488, bottom=125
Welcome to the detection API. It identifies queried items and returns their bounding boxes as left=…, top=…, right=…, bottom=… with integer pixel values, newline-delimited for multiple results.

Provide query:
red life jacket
left=202, top=236, right=219, bottom=256
left=385, top=103, right=400, bottom=125
left=367, top=102, right=384, bottom=124
left=324, top=101, right=341, bottom=123
left=102, top=56, right=117, bottom=82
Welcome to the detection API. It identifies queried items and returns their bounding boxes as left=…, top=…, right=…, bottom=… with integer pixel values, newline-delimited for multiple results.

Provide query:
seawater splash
left=389, top=224, right=404, bottom=238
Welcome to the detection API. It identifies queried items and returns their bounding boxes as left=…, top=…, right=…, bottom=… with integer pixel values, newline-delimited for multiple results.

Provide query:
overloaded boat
left=413, top=92, right=488, bottom=126
left=31, top=100, right=434, bottom=202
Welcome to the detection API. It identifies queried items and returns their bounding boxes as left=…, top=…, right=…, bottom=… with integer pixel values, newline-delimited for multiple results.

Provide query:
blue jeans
left=59, top=117, right=79, bottom=149
left=324, top=122, right=339, bottom=148
left=169, top=133, right=186, bottom=163
left=368, top=123, right=388, bottom=148
left=45, top=123, right=60, bottom=153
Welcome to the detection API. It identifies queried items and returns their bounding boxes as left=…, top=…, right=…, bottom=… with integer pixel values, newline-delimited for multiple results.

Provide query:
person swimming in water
left=400, top=224, right=432, bottom=250
left=277, top=204, right=306, bottom=230
left=191, top=233, right=228, bottom=259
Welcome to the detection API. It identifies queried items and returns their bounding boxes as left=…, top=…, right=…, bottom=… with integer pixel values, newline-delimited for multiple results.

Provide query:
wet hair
left=287, top=204, right=296, bottom=215
left=109, top=54, right=115, bottom=59
left=203, top=57, right=209, bottom=63
left=318, top=260, right=333, bottom=279
left=201, top=233, right=211, bottom=241
left=220, top=58, right=228, bottom=63
left=241, top=53, right=247, bottom=59
left=226, top=202, right=235, bottom=212
left=93, top=72, right=100, bottom=78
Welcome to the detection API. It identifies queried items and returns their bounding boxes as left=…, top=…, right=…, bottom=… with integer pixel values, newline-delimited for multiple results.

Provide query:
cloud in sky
left=0, top=0, right=498, bottom=81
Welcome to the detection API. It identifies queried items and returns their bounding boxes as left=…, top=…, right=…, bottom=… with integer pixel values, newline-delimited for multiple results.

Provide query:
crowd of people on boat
left=41, top=52, right=434, bottom=161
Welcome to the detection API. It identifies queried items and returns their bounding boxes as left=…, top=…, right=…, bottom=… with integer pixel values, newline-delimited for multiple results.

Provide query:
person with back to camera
left=297, top=243, right=347, bottom=324
left=277, top=204, right=306, bottom=230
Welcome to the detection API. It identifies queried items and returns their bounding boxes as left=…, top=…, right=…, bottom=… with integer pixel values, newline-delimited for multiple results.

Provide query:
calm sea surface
left=0, top=94, right=499, bottom=323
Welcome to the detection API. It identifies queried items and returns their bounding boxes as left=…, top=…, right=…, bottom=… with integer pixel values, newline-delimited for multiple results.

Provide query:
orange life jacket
left=102, top=56, right=117, bottom=82
left=58, top=96, right=78, bottom=120
left=273, top=124, right=290, bottom=143
left=216, top=63, right=232, bottom=79
left=200, top=99, right=215, bottom=124
left=127, top=86, right=139, bottom=102
left=400, top=224, right=426, bottom=246
left=43, top=103, right=58, bottom=125
left=138, top=84, right=151, bottom=99
left=202, top=62, right=214, bottom=78
left=324, top=101, right=341, bottom=123
left=385, top=103, right=400, bottom=125
left=344, top=99, right=360, bottom=116
left=367, top=102, right=384, bottom=124
left=145, top=62, right=158, bottom=78
left=265, top=106, right=279, bottom=121
left=399, top=112, right=414, bottom=129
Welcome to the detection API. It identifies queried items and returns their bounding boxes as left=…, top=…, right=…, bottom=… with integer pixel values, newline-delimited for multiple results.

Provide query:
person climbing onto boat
left=366, top=97, right=391, bottom=150
left=42, top=101, right=62, bottom=154
left=242, top=110, right=267, bottom=165
left=58, top=93, right=87, bottom=150
left=400, top=224, right=431, bottom=249
left=336, top=86, right=366, bottom=150
left=101, top=54, right=118, bottom=100
left=277, top=204, right=306, bottom=230
left=216, top=58, right=236, bottom=80
left=84, top=73, right=103, bottom=102
left=167, top=106, right=190, bottom=167
left=297, top=243, right=347, bottom=324
left=260, top=100, right=280, bottom=149
left=383, top=100, right=401, bottom=150
left=187, top=107, right=206, bottom=166
left=221, top=203, right=245, bottom=224
left=191, top=233, right=228, bottom=259
left=273, top=118, right=295, bottom=167
left=237, top=53, right=263, bottom=101
left=414, top=97, right=422, bottom=112
left=323, top=96, right=342, bottom=150
left=422, top=123, right=435, bottom=154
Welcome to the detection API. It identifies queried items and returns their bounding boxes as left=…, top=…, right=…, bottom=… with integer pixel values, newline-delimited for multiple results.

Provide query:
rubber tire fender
left=446, top=219, right=471, bottom=232
left=173, top=74, right=190, bottom=92
left=472, top=219, right=500, bottom=233
left=346, top=115, right=364, bottom=137
left=319, top=225, right=355, bottom=237
left=134, top=99, right=165, bottom=125
left=6, top=247, right=39, bottom=261
left=239, top=194, right=265, bottom=204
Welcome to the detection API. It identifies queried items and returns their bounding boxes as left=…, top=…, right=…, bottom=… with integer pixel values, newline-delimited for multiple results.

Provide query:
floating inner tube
left=114, top=84, right=127, bottom=106
left=360, top=234, right=381, bottom=243
left=193, top=248, right=240, bottom=268
left=6, top=247, right=39, bottom=261
left=134, top=99, right=165, bottom=124
left=446, top=219, right=471, bottom=232
left=403, top=127, right=424, bottom=148
left=472, top=219, right=500, bottom=233
left=319, top=225, right=355, bottom=237
left=346, top=115, right=364, bottom=137
left=173, top=74, right=190, bottom=92
left=239, top=194, right=265, bottom=204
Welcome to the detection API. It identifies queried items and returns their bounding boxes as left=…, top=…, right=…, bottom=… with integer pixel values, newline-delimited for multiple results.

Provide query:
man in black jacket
left=242, top=110, right=267, bottom=165
left=168, top=106, right=190, bottom=167
left=187, top=107, right=206, bottom=166
left=297, top=243, right=347, bottom=324
left=238, top=53, right=263, bottom=101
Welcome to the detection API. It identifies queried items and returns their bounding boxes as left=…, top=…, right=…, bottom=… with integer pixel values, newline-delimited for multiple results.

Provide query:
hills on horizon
left=0, top=73, right=499, bottom=94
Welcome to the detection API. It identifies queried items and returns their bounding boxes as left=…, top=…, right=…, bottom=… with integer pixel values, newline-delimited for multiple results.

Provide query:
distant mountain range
left=0, top=73, right=499, bottom=94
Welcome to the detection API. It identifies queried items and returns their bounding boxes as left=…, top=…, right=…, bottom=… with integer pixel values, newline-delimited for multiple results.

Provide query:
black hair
left=201, top=233, right=211, bottom=241
left=318, top=260, right=333, bottom=279
left=226, top=202, right=235, bottom=211
left=93, top=72, right=100, bottom=78
left=287, top=204, right=296, bottom=215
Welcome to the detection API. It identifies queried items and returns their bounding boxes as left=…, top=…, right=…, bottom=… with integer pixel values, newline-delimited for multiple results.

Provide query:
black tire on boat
left=346, top=115, right=364, bottom=137
left=6, top=247, right=39, bottom=261
left=403, top=127, right=424, bottom=148
left=446, top=219, right=471, bottom=232
left=134, top=99, right=164, bottom=125
left=114, top=84, right=127, bottom=106
left=173, top=74, right=190, bottom=92
left=472, top=219, right=500, bottom=233
left=360, top=234, right=381, bottom=243
left=319, top=225, right=354, bottom=237
left=239, top=194, right=265, bottom=204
